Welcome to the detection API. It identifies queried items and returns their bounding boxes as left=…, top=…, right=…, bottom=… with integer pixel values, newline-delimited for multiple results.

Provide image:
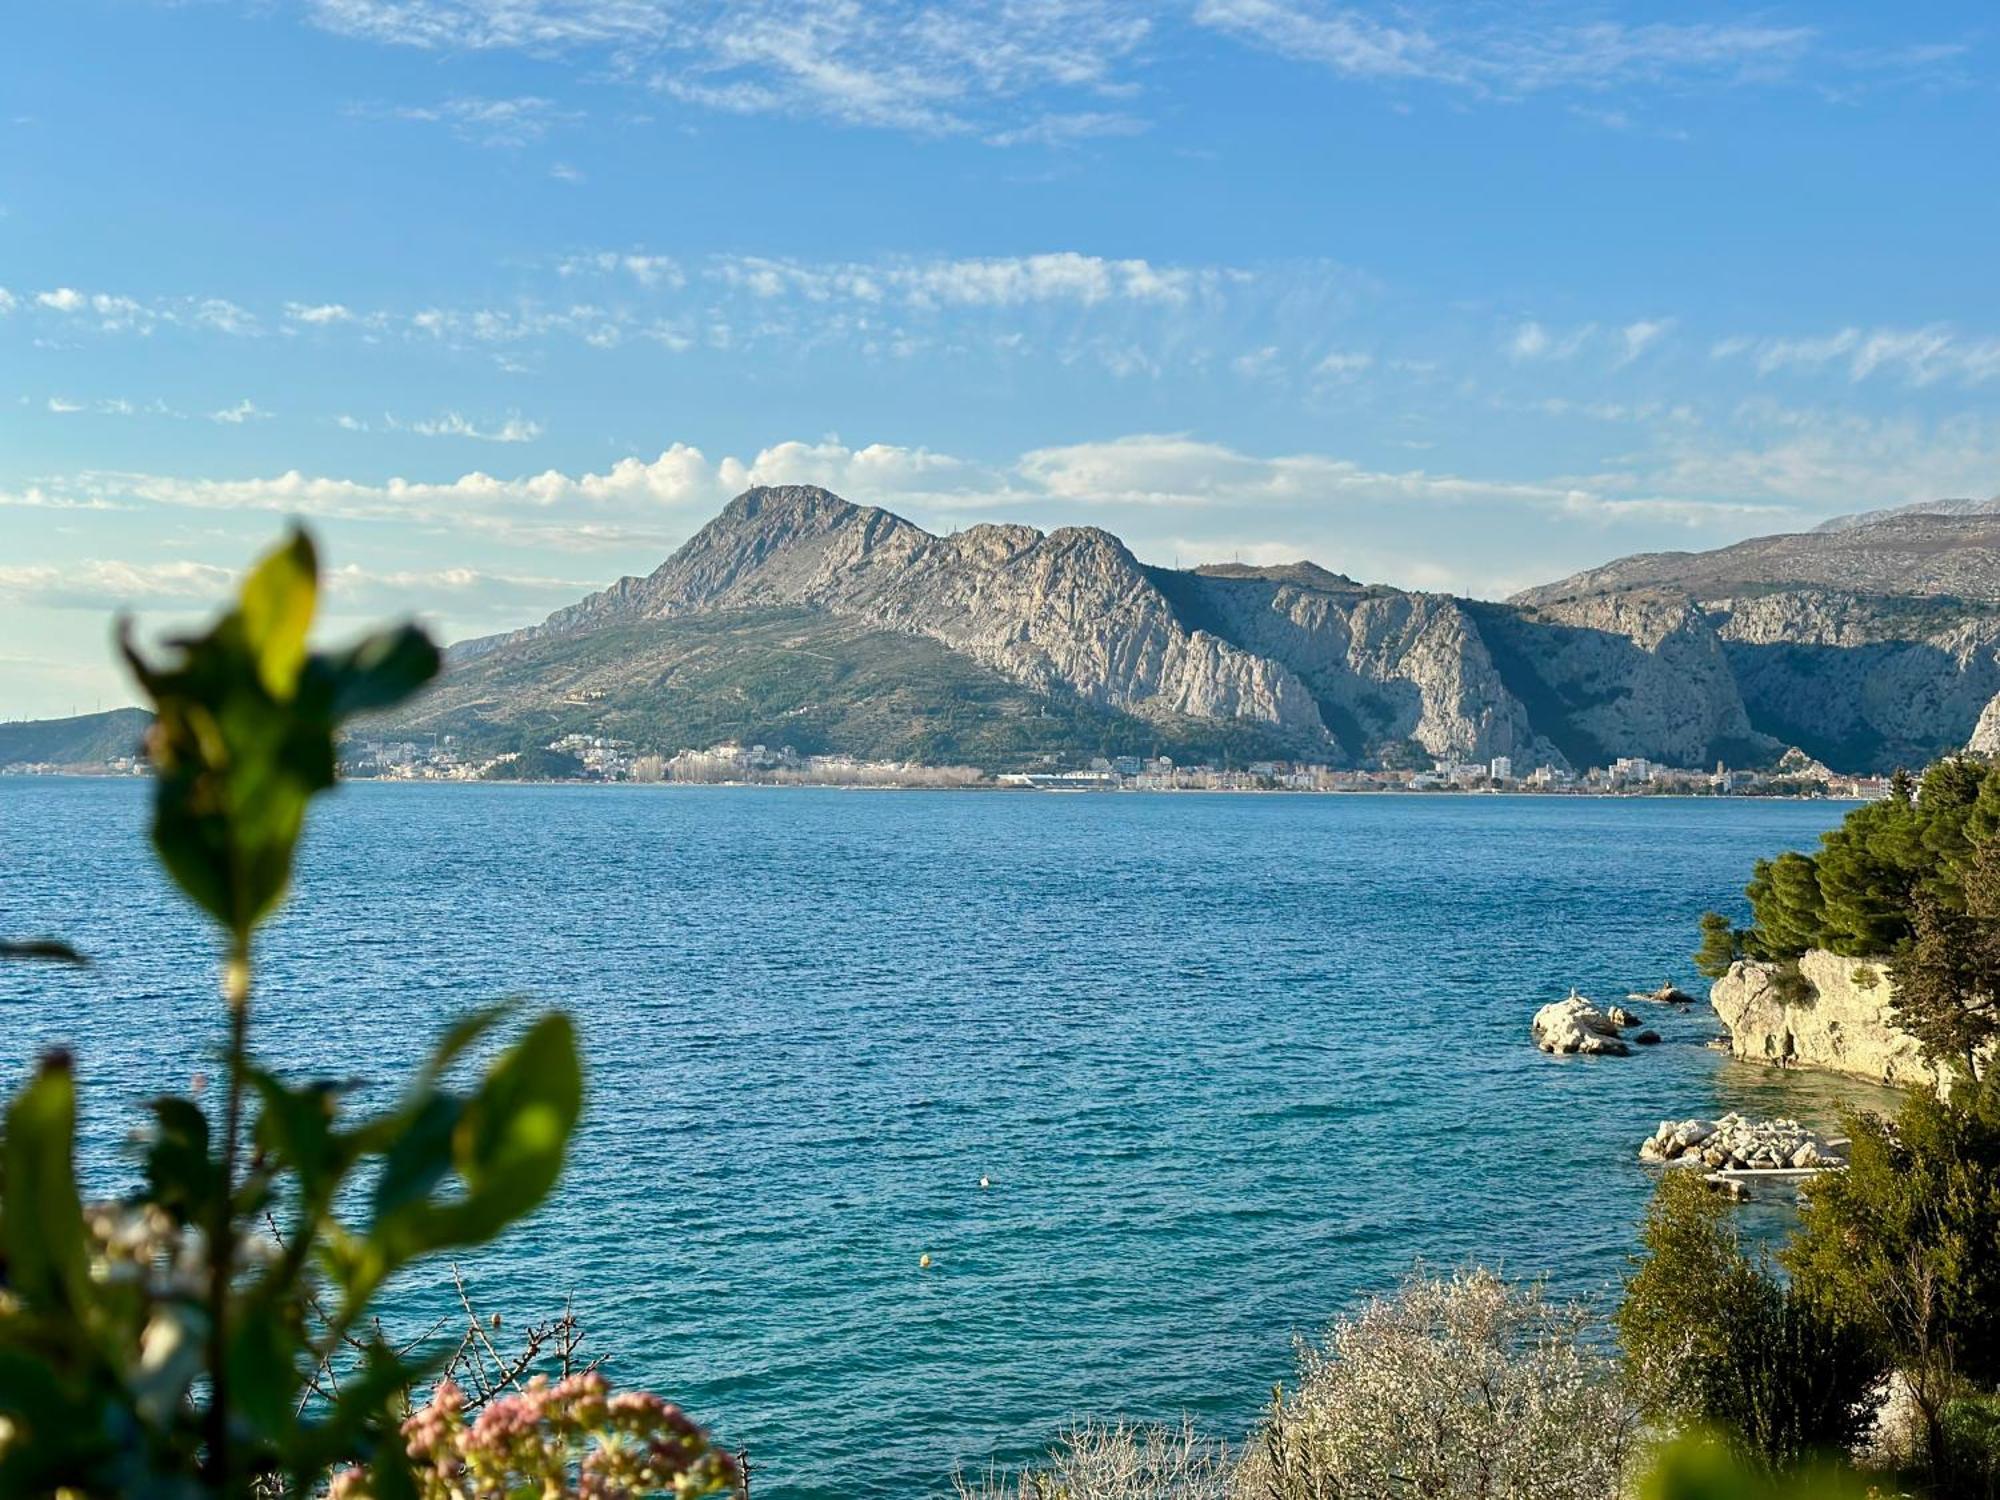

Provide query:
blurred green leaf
left=1639, top=1435, right=1876, bottom=1500
left=366, top=1013, right=581, bottom=1270
left=0, top=939, right=87, bottom=965
left=119, top=526, right=439, bottom=942
left=143, top=1095, right=216, bottom=1227
left=1, top=1056, right=92, bottom=1319
left=238, top=531, right=317, bottom=701
left=249, top=1070, right=348, bottom=1208
left=314, top=625, right=443, bottom=719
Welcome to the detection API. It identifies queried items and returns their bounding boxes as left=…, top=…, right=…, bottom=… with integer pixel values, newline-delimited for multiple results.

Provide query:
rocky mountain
left=410, top=485, right=1787, bottom=772
left=1512, top=497, right=2000, bottom=771
left=22, top=487, right=2000, bottom=776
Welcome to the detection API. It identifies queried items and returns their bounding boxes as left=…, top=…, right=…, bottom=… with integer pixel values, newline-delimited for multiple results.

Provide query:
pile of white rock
left=1638, top=1113, right=1846, bottom=1172
left=1531, top=991, right=1660, bottom=1056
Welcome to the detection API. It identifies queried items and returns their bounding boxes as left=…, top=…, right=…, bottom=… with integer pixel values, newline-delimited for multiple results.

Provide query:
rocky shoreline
left=1639, top=1113, right=1847, bottom=1172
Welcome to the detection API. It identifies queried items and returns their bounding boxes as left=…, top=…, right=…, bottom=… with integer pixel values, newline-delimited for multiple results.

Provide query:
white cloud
left=1715, top=324, right=2000, bottom=386
left=393, top=411, right=545, bottom=443
left=46, top=397, right=84, bottom=414
left=287, top=301, right=354, bottom=325
left=37, top=287, right=86, bottom=312
left=1617, top=318, right=1673, bottom=365
left=308, top=0, right=1153, bottom=138
left=210, top=399, right=271, bottom=424
left=711, top=251, right=1229, bottom=309
left=0, top=559, right=237, bottom=610
left=1192, top=2, right=1821, bottom=95
left=1312, top=350, right=1373, bottom=380
left=0, top=286, right=14, bottom=315
left=1508, top=320, right=1594, bottom=361
left=364, top=95, right=578, bottom=147
left=556, top=251, right=684, bottom=289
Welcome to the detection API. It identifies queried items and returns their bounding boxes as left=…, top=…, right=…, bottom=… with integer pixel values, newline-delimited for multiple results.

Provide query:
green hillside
left=0, top=708, right=150, bottom=768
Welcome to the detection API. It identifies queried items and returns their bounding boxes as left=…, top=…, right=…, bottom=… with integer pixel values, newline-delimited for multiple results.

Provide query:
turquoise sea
left=0, top=780, right=1884, bottom=1497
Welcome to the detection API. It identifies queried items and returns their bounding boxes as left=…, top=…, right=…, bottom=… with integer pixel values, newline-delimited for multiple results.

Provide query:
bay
left=0, top=779, right=1881, bottom=1497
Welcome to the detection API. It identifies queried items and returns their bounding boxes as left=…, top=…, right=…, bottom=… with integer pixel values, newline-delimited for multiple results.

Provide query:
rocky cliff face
left=1508, top=499, right=2000, bottom=770
left=457, top=485, right=2000, bottom=771
left=1480, top=592, right=1777, bottom=768
left=1709, top=952, right=1945, bottom=1090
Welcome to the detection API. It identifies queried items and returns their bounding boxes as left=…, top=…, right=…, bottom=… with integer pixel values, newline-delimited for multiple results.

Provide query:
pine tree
left=1893, top=839, right=2000, bottom=1080
left=1694, top=911, right=1745, bottom=979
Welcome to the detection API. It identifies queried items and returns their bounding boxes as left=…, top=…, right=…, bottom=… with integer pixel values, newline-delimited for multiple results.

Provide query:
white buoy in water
left=919, top=1252, right=933, bottom=1270
left=979, top=1176, right=990, bottom=1189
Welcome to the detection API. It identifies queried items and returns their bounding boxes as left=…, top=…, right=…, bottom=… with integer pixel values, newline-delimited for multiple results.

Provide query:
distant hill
left=0, top=708, right=149, bottom=769
left=1511, top=497, right=2000, bottom=770
left=1515, top=500, right=2000, bottom=605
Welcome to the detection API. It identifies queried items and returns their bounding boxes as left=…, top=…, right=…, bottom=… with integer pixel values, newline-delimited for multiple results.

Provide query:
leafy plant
left=1619, top=1171, right=1880, bottom=1474
left=1785, top=1078, right=2000, bottom=1482
left=0, top=531, right=734, bottom=1497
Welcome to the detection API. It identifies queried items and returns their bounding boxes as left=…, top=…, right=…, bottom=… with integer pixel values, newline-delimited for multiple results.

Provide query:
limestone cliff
left=447, top=484, right=2000, bottom=771
left=1709, top=951, right=1945, bottom=1090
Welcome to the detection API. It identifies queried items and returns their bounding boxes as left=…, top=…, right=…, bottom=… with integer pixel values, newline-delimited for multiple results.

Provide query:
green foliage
left=1694, top=912, right=1745, bottom=980
left=119, top=529, right=440, bottom=946
left=0, top=531, right=607, bottom=1498
left=1891, top=838, right=2000, bottom=1081
left=485, top=744, right=587, bottom=780
left=1620, top=1171, right=1881, bottom=1472
left=1940, top=1392, right=2000, bottom=1499
left=1744, top=853, right=1825, bottom=959
left=1785, top=1081, right=2000, bottom=1477
left=1637, top=1435, right=1875, bottom=1500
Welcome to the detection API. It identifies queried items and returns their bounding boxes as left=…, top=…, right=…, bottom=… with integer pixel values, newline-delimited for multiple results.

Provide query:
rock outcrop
left=1531, top=993, right=1632, bottom=1056
left=1708, top=951, right=1945, bottom=1090
left=1638, top=1114, right=1845, bottom=1171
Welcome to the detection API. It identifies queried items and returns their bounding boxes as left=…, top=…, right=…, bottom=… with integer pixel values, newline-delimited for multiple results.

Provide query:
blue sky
left=3, top=0, right=1998, bottom=717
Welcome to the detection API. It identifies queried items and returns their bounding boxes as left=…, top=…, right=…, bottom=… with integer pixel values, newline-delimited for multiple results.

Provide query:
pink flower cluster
left=332, top=1371, right=740, bottom=1499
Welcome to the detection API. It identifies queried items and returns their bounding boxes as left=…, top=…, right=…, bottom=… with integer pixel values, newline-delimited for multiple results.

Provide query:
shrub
left=1620, top=1171, right=1880, bottom=1472
left=1241, top=1267, right=1634, bottom=1500
left=955, top=1419, right=1230, bottom=1500
left=1785, top=1079, right=2000, bottom=1477
left=1940, top=1392, right=2000, bottom=1500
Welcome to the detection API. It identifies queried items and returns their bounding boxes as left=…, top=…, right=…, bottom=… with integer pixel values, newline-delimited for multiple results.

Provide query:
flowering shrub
left=330, top=1372, right=739, bottom=1500
left=1240, top=1268, right=1636, bottom=1500
left=954, top=1418, right=1230, bottom=1500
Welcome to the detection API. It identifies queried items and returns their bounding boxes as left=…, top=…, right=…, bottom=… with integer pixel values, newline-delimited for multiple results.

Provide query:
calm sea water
left=0, top=780, right=1885, bottom=1497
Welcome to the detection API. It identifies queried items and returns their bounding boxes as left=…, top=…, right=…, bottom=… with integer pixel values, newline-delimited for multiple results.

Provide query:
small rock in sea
left=1628, top=982, right=1698, bottom=1006
left=1605, top=1005, right=1641, bottom=1028
left=1530, top=992, right=1631, bottom=1057
left=1634, top=1029, right=1662, bottom=1045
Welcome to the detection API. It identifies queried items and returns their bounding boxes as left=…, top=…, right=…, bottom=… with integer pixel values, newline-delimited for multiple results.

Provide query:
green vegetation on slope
left=383, top=608, right=1308, bottom=771
left=0, top=707, right=149, bottom=767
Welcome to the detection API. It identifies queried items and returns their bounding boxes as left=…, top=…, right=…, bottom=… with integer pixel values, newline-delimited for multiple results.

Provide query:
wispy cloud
left=392, top=411, right=545, bottom=443
left=1192, top=2, right=1826, bottom=95
left=1508, top=320, right=1594, bottom=362
left=355, top=94, right=580, bottom=146
left=1714, top=324, right=2000, bottom=386
left=210, top=398, right=271, bottom=424
left=308, top=0, right=1154, bottom=139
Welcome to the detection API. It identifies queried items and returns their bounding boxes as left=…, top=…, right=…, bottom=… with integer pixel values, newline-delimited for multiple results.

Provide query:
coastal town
left=324, top=735, right=1895, bottom=797
left=0, top=728, right=1898, bottom=798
